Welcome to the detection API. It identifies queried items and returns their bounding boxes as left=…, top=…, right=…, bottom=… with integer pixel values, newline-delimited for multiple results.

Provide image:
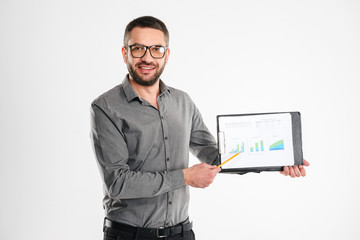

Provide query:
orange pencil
left=217, top=152, right=240, bottom=168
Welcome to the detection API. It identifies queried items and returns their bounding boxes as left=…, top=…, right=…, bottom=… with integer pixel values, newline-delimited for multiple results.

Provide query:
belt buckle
left=156, top=227, right=168, bottom=238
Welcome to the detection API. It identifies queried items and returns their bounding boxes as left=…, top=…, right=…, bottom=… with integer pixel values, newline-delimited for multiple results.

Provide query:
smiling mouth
left=137, top=64, right=157, bottom=74
left=139, top=66, right=155, bottom=70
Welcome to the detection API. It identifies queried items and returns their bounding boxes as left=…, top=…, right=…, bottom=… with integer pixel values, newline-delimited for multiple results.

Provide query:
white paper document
left=218, top=113, right=295, bottom=169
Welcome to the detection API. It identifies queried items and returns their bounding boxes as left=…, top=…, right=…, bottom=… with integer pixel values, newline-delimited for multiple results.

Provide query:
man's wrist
left=183, top=168, right=189, bottom=186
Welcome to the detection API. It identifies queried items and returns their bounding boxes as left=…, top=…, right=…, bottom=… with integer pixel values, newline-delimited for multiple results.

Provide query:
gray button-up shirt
left=90, top=75, right=219, bottom=228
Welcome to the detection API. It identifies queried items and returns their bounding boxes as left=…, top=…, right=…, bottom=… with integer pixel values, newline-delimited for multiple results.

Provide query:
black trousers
left=103, top=226, right=196, bottom=240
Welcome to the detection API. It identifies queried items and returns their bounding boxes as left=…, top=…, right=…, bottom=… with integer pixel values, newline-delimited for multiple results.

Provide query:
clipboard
left=217, top=112, right=303, bottom=174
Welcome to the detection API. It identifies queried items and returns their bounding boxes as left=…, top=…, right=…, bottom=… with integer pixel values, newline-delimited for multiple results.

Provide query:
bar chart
left=250, top=140, right=264, bottom=152
left=229, top=139, right=284, bottom=154
left=229, top=142, right=244, bottom=154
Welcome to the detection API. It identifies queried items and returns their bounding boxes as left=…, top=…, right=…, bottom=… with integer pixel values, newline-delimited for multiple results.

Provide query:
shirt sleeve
left=90, top=104, right=185, bottom=200
left=189, top=103, right=220, bottom=166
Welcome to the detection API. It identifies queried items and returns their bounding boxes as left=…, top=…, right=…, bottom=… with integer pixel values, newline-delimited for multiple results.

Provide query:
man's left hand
left=280, top=159, right=310, bottom=178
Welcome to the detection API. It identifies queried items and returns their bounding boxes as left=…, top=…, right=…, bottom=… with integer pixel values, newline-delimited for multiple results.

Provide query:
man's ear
left=165, top=48, right=170, bottom=65
left=121, top=46, right=127, bottom=63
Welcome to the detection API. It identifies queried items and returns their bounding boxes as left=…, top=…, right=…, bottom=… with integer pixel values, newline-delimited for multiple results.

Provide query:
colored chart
left=269, top=139, right=285, bottom=151
left=250, top=140, right=265, bottom=152
left=229, top=140, right=266, bottom=153
left=229, top=142, right=244, bottom=153
left=229, top=139, right=285, bottom=153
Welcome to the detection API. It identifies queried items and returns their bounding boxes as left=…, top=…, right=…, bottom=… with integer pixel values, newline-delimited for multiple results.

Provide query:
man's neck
left=129, top=76, right=160, bottom=109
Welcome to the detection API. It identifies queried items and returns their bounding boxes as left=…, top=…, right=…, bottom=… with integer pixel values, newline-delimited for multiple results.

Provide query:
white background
left=1, top=0, right=360, bottom=239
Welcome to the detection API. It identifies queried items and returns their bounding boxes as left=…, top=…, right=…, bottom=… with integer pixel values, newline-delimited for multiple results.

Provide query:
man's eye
left=152, top=47, right=164, bottom=52
left=132, top=46, right=144, bottom=51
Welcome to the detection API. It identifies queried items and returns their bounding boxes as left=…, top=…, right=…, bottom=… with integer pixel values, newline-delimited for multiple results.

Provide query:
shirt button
left=164, top=137, right=168, bottom=140
left=166, top=157, right=170, bottom=162
left=169, top=201, right=172, bottom=205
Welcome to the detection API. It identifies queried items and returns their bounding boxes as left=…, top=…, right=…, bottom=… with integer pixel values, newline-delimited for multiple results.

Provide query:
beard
left=128, top=61, right=166, bottom=87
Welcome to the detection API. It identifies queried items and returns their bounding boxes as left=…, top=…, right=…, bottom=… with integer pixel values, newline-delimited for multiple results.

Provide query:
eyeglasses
left=126, top=44, right=167, bottom=59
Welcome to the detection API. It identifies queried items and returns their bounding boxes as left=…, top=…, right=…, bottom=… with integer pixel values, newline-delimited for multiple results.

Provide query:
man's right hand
left=183, top=163, right=221, bottom=188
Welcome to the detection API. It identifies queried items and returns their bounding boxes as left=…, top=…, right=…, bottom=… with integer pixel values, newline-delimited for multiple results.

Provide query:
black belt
left=104, top=218, right=193, bottom=238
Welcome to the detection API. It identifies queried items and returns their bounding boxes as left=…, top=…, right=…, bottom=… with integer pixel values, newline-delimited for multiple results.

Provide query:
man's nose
left=141, top=48, right=154, bottom=62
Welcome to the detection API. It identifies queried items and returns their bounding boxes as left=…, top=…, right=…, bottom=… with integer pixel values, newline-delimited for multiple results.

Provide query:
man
left=90, top=16, right=309, bottom=240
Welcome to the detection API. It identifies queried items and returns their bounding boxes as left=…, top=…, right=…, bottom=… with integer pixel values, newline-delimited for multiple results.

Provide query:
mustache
left=136, top=61, right=158, bottom=67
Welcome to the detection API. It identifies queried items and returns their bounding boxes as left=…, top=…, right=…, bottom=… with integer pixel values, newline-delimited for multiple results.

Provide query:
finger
left=284, top=166, right=290, bottom=176
left=299, top=165, right=306, bottom=177
left=209, top=165, right=219, bottom=170
left=281, top=166, right=289, bottom=176
left=302, top=159, right=310, bottom=166
left=289, top=166, right=295, bottom=178
left=210, top=167, right=221, bottom=174
left=294, top=166, right=301, bottom=177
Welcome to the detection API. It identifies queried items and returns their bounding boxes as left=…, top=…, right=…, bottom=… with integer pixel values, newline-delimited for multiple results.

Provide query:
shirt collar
left=159, top=78, right=171, bottom=96
left=122, top=74, right=171, bottom=102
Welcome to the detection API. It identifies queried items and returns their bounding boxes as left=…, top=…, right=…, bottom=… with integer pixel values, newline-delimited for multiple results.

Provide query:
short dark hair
left=123, top=16, right=169, bottom=46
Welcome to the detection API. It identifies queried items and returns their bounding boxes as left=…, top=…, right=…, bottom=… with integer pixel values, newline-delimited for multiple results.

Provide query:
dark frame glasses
left=126, top=44, right=168, bottom=59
